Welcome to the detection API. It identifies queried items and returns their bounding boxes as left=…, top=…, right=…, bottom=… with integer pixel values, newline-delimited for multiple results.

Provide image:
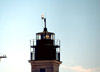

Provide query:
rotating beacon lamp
left=29, top=14, right=62, bottom=72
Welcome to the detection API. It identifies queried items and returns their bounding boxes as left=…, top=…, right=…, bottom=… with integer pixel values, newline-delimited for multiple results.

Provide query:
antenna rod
left=44, top=18, right=46, bottom=28
left=41, top=14, right=47, bottom=31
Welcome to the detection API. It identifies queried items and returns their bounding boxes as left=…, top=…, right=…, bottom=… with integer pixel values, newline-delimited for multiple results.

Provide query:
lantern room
left=36, top=30, right=55, bottom=40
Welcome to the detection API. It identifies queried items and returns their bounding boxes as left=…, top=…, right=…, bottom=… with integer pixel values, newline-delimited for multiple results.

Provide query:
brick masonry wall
left=29, top=60, right=62, bottom=72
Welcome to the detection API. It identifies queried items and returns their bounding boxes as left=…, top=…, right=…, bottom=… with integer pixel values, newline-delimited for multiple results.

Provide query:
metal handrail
left=30, top=39, right=60, bottom=46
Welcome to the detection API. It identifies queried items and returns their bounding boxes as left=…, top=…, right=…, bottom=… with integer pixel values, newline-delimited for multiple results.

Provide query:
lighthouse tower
left=29, top=15, right=62, bottom=72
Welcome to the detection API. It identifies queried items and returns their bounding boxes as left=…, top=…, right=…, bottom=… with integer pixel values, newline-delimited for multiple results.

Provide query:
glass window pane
left=40, top=68, right=45, bottom=72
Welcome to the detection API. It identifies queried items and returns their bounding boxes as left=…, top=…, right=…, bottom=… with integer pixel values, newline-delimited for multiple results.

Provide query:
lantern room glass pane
left=51, top=34, right=55, bottom=40
left=36, top=35, right=41, bottom=40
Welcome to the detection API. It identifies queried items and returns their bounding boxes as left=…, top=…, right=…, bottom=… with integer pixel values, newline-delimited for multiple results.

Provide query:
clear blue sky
left=0, top=0, right=100, bottom=72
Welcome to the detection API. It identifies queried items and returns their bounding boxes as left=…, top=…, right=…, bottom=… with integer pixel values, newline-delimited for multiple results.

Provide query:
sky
left=0, top=0, right=100, bottom=72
